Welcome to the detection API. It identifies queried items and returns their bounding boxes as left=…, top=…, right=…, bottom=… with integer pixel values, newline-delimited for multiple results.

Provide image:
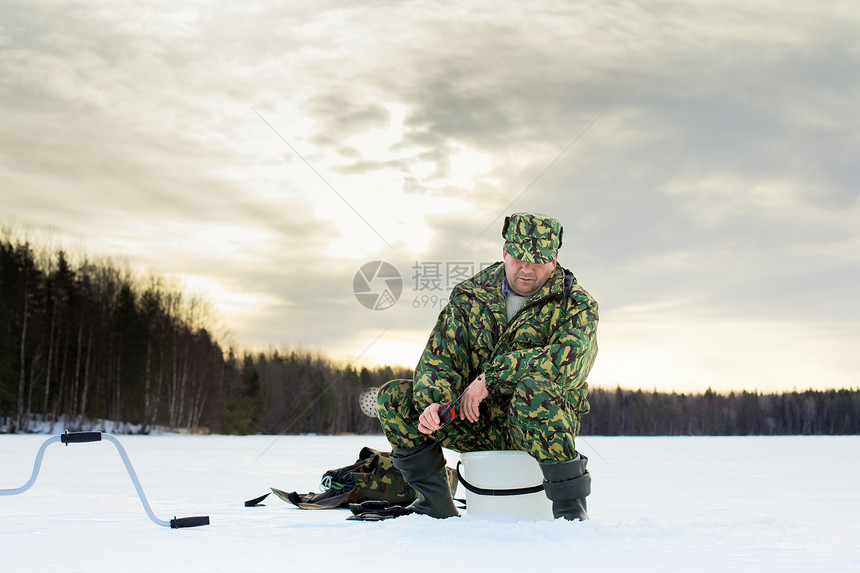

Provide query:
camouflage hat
left=502, top=212, right=563, bottom=264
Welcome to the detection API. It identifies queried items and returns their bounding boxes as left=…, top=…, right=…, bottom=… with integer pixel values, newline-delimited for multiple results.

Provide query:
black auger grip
left=61, top=431, right=102, bottom=445
left=170, top=516, right=210, bottom=528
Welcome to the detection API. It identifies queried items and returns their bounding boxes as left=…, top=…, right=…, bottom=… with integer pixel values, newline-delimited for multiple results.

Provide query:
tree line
left=0, top=234, right=226, bottom=433
left=582, top=386, right=860, bottom=436
left=0, top=232, right=407, bottom=434
left=2, top=232, right=858, bottom=435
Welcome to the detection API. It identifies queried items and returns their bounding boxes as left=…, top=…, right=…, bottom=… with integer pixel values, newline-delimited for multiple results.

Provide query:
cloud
left=1, top=0, right=859, bottom=391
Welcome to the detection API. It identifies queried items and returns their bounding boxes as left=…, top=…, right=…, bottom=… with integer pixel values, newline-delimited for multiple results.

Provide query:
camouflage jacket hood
left=413, top=261, right=599, bottom=416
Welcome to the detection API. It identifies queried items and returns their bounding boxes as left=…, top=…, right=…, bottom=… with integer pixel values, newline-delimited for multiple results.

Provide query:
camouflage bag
left=270, top=446, right=458, bottom=510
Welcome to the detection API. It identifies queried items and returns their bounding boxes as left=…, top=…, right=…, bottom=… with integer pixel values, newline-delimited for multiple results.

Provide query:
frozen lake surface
left=2, top=434, right=858, bottom=572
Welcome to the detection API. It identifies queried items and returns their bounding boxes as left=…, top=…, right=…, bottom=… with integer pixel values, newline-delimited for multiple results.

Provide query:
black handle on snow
left=0, top=430, right=210, bottom=529
left=244, top=492, right=270, bottom=507
left=171, top=516, right=211, bottom=528
left=62, top=430, right=102, bottom=445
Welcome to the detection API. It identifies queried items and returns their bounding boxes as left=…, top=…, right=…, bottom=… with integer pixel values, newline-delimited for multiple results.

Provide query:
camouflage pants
left=377, top=375, right=581, bottom=463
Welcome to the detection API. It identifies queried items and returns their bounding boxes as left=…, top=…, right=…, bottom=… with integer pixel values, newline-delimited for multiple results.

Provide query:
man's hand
left=418, top=373, right=489, bottom=433
left=460, top=372, right=488, bottom=423
left=418, top=403, right=444, bottom=435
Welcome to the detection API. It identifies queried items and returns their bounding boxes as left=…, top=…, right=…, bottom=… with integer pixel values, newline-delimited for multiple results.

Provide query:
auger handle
left=61, top=430, right=102, bottom=445
left=2, top=431, right=210, bottom=529
left=171, top=516, right=210, bottom=528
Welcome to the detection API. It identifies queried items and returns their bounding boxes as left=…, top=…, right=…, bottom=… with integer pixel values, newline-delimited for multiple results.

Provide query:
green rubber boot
left=391, top=442, right=459, bottom=519
left=540, top=454, right=591, bottom=521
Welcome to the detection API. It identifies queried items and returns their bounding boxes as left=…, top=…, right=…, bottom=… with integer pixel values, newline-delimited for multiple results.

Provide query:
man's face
left=502, top=247, right=557, bottom=297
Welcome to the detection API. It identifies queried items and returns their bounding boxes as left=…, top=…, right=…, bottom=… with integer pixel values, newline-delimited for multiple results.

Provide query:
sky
left=2, top=0, right=859, bottom=394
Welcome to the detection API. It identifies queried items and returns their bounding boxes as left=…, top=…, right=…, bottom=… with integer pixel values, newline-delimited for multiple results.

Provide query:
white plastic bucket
left=458, top=450, right=553, bottom=521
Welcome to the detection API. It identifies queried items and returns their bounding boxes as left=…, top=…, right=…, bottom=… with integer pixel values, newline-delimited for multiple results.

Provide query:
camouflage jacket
left=413, top=262, right=598, bottom=416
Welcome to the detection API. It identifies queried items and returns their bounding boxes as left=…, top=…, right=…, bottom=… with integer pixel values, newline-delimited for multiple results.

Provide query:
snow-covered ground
left=2, top=434, right=858, bottom=572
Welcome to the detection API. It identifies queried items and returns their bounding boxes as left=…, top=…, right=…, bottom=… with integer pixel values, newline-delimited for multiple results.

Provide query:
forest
left=1, top=233, right=858, bottom=436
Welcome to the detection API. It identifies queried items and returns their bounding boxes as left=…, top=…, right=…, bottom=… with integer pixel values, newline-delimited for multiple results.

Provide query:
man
left=372, top=212, right=598, bottom=521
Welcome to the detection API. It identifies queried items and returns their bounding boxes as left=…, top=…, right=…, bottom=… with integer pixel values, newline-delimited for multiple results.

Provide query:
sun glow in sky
left=3, top=0, right=859, bottom=393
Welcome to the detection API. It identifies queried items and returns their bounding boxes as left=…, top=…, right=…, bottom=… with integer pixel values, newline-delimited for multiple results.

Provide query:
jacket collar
left=453, top=262, right=573, bottom=306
